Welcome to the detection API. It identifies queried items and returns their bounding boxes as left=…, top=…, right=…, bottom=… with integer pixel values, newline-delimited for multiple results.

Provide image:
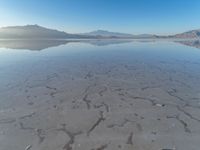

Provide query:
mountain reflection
left=0, top=39, right=134, bottom=51
left=0, top=40, right=75, bottom=51
left=85, top=39, right=133, bottom=46
left=1, top=39, right=199, bottom=51
left=176, top=40, right=200, bottom=49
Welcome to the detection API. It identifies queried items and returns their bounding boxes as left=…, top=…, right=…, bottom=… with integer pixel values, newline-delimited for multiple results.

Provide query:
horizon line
left=0, top=24, right=199, bottom=36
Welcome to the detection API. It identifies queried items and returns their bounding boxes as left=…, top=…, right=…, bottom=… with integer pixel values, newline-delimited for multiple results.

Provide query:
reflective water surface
left=0, top=40, right=200, bottom=150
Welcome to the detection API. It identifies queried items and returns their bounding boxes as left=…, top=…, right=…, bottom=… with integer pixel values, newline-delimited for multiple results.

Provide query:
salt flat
left=0, top=40, right=200, bottom=150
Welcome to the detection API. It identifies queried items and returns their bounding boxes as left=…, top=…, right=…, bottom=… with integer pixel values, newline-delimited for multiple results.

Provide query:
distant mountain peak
left=0, top=24, right=71, bottom=39
left=25, top=24, right=41, bottom=27
left=91, top=30, right=110, bottom=33
left=83, top=30, right=134, bottom=38
left=0, top=24, right=46, bottom=31
left=174, top=29, right=200, bottom=38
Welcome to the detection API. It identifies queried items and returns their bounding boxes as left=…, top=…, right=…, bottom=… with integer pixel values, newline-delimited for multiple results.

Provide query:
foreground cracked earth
left=0, top=43, right=200, bottom=150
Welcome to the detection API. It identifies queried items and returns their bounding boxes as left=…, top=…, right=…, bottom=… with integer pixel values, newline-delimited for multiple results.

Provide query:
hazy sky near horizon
left=0, top=0, right=200, bottom=34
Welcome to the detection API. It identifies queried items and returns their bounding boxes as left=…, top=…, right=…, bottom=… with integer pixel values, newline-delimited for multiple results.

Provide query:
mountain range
left=0, top=24, right=199, bottom=39
left=174, top=29, right=200, bottom=38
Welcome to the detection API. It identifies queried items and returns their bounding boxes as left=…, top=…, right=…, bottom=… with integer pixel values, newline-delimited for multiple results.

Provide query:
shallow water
left=0, top=40, right=200, bottom=150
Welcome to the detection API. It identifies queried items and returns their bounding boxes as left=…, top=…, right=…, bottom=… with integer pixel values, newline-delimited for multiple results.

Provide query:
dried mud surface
left=0, top=41, right=200, bottom=150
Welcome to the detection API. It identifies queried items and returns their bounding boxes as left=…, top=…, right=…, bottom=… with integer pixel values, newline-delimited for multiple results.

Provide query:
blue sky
left=0, top=0, right=200, bottom=34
